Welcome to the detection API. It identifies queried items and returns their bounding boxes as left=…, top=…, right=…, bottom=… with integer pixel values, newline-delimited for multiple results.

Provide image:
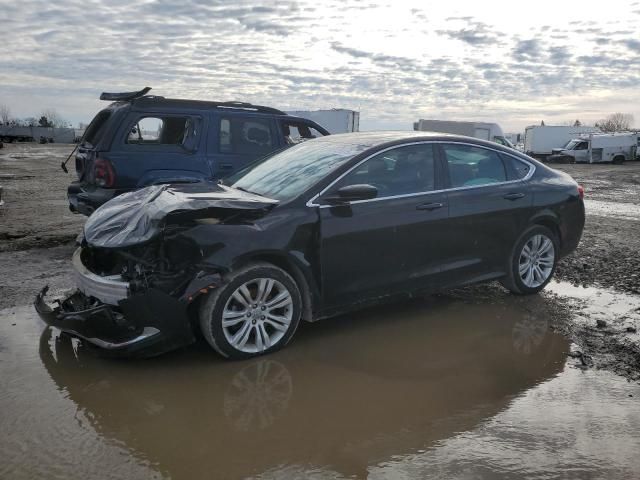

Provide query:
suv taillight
left=94, top=158, right=115, bottom=188
left=578, top=185, right=584, bottom=200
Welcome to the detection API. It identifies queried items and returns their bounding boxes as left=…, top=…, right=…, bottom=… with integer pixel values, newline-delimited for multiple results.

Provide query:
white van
left=413, top=120, right=514, bottom=148
left=523, top=125, right=601, bottom=160
left=550, top=133, right=637, bottom=164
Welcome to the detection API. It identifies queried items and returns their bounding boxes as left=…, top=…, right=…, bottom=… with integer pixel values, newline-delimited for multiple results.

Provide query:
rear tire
left=501, top=225, right=559, bottom=295
left=199, top=262, right=302, bottom=360
left=612, top=155, right=625, bottom=165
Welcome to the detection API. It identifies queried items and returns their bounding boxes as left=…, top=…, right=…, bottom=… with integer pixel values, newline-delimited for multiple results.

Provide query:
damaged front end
left=34, top=182, right=277, bottom=356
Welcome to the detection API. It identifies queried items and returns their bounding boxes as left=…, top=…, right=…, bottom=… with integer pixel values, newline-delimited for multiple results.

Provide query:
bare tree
left=0, top=103, right=10, bottom=125
left=39, top=108, right=67, bottom=128
left=596, top=113, right=634, bottom=132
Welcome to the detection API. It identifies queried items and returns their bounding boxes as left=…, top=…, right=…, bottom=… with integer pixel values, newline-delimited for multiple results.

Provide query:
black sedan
left=35, top=132, right=585, bottom=359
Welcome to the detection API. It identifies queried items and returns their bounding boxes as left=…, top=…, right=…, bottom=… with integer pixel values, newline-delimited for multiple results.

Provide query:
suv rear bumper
left=68, top=182, right=119, bottom=216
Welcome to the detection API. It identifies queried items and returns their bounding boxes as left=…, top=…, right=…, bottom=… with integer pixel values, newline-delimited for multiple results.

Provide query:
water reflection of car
left=35, top=132, right=585, bottom=359
left=39, top=297, right=568, bottom=479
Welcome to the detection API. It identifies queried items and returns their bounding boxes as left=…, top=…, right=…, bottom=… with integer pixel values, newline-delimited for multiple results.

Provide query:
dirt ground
left=1, top=143, right=639, bottom=380
left=0, top=143, right=84, bottom=252
left=554, top=162, right=640, bottom=295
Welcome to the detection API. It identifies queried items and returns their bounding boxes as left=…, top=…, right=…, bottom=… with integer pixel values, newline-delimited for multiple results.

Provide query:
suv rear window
left=220, top=117, right=274, bottom=155
left=127, top=116, right=190, bottom=145
left=83, top=110, right=111, bottom=147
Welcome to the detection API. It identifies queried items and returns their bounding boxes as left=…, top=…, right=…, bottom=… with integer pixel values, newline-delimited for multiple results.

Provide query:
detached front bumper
left=34, top=245, right=224, bottom=356
left=35, top=287, right=196, bottom=356
left=34, top=248, right=198, bottom=356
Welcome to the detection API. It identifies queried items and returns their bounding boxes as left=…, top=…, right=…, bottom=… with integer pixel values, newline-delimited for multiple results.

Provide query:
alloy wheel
left=519, top=234, right=555, bottom=288
left=222, top=278, right=293, bottom=353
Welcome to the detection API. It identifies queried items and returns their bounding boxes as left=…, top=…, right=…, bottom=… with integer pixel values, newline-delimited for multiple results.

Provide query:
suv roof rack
left=132, top=96, right=287, bottom=115
left=100, top=87, right=152, bottom=102
left=214, top=101, right=286, bottom=115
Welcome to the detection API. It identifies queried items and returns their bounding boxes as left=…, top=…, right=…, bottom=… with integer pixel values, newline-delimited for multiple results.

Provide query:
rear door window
left=219, top=117, right=275, bottom=155
left=281, top=121, right=324, bottom=145
left=127, top=116, right=192, bottom=145
left=500, top=154, right=532, bottom=180
left=442, top=144, right=507, bottom=188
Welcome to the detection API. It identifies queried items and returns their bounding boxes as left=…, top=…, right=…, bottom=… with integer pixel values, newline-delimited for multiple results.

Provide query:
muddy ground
left=0, top=143, right=639, bottom=382
left=1, top=143, right=640, bottom=479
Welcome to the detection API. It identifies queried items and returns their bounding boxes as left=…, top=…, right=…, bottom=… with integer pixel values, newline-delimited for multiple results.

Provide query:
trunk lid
left=83, top=182, right=278, bottom=248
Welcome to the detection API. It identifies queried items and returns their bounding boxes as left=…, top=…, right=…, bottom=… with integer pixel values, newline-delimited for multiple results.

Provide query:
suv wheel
left=199, top=262, right=302, bottom=359
left=501, top=225, right=558, bottom=295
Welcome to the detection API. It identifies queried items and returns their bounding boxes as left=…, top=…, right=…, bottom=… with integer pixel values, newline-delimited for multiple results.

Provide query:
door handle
left=219, top=164, right=233, bottom=170
left=503, top=192, right=525, bottom=201
left=416, top=202, right=445, bottom=211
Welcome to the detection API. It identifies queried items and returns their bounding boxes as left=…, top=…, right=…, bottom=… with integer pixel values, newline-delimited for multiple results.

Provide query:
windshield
left=494, top=136, right=515, bottom=148
left=231, top=140, right=368, bottom=201
left=563, top=139, right=580, bottom=150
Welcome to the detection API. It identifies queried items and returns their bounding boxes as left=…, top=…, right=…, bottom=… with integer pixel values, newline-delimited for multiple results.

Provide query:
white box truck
left=285, top=109, right=359, bottom=134
left=412, top=119, right=514, bottom=148
left=550, top=133, right=637, bottom=164
left=523, top=125, right=600, bottom=160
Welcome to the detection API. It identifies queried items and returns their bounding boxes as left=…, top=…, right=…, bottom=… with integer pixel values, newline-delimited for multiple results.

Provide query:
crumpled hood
left=84, top=182, right=278, bottom=248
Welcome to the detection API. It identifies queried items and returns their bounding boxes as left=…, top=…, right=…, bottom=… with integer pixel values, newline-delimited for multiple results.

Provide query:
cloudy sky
left=1, top=0, right=639, bottom=131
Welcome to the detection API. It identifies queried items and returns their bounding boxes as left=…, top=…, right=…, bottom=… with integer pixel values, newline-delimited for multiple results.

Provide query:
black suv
left=68, top=88, right=329, bottom=215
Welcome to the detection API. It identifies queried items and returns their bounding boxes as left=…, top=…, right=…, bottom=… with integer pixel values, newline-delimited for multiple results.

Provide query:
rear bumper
left=34, top=286, right=196, bottom=357
left=559, top=199, right=585, bottom=258
left=67, top=182, right=119, bottom=216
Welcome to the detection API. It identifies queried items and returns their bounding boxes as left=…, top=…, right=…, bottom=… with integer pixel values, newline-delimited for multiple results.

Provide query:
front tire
left=501, top=226, right=558, bottom=295
left=199, top=262, right=302, bottom=359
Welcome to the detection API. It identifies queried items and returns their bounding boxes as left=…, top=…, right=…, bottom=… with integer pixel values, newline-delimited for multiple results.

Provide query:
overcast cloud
left=1, top=0, right=639, bottom=131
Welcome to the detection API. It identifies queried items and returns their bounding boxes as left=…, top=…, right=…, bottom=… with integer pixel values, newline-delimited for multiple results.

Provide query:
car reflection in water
left=39, top=290, right=568, bottom=479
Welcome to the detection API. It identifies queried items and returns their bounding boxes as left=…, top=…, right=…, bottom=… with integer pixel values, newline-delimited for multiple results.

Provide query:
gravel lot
left=0, top=143, right=84, bottom=251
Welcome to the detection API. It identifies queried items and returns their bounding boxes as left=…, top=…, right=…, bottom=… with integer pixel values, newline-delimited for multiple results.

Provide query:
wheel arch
left=528, top=212, right=562, bottom=249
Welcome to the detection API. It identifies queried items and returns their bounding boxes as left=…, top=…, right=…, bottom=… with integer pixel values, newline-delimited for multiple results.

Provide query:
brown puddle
left=1, top=290, right=638, bottom=479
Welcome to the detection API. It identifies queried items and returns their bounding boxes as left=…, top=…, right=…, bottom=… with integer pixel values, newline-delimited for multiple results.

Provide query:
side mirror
left=324, top=184, right=378, bottom=204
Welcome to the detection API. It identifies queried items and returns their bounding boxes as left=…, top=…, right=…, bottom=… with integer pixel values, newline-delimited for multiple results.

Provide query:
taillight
left=578, top=185, right=584, bottom=200
left=94, top=158, right=115, bottom=188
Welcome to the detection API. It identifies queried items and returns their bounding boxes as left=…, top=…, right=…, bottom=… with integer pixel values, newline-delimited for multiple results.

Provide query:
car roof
left=306, top=130, right=482, bottom=148
left=306, top=131, right=539, bottom=163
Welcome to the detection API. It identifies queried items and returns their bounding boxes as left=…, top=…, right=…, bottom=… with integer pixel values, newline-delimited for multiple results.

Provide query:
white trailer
left=523, top=125, right=600, bottom=159
left=412, top=119, right=514, bottom=148
left=551, top=133, right=637, bottom=164
left=285, top=109, right=359, bottom=134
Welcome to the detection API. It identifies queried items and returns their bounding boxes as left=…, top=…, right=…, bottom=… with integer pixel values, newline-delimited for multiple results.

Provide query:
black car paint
left=37, top=132, right=585, bottom=356
left=68, top=97, right=330, bottom=215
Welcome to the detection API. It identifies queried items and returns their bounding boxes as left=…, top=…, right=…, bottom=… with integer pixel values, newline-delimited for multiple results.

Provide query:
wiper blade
left=234, top=186, right=254, bottom=194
